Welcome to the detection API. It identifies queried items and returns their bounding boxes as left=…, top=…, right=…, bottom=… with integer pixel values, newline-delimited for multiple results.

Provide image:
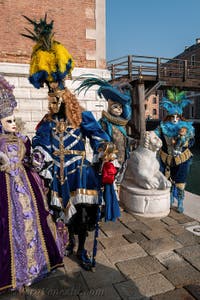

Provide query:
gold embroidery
left=5, top=173, right=16, bottom=289
left=47, top=214, right=57, bottom=240
left=160, top=148, right=192, bottom=166
left=174, top=148, right=192, bottom=165
left=0, top=284, right=13, bottom=291
left=176, top=183, right=186, bottom=190
left=70, top=188, right=98, bottom=197
left=16, top=172, right=37, bottom=273
left=53, top=138, right=85, bottom=184
left=23, top=167, right=51, bottom=272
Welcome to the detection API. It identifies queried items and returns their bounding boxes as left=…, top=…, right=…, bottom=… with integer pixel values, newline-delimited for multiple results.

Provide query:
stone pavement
left=1, top=207, right=200, bottom=300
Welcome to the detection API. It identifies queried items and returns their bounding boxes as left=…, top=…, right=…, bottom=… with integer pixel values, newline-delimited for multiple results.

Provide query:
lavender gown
left=0, top=133, right=63, bottom=292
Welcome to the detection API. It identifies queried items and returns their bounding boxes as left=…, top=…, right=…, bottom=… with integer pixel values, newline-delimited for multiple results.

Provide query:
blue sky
left=106, top=0, right=200, bottom=61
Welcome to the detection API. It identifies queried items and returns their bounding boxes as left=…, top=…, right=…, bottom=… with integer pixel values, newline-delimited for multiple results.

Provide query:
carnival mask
left=108, top=100, right=123, bottom=117
left=170, top=114, right=180, bottom=124
left=0, top=114, right=16, bottom=133
left=48, top=96, right=62, bottom=114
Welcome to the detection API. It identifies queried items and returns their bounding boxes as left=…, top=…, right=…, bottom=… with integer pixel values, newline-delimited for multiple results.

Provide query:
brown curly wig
left=163, top=114, right=186, bottom=122
left=47, top=87, right=84, bottom=127
left=62, top=87, right=83, bottom=128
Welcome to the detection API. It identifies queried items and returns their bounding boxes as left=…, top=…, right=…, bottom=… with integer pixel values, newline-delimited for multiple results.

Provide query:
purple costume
left=0, top=132, right=63, bottom=292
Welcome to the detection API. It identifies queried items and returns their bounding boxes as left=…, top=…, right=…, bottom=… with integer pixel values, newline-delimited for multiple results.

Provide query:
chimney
left=196, top=38, right=200, bottom=44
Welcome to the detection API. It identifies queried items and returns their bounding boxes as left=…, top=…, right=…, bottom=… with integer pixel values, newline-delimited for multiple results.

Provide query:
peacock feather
left=161, top=88, right=191, bottom=115
left=75, top=74, right=111, bottom=97
left=167, top=89, right=187, bottom=103
left=75, top=74, right=132, bottom=120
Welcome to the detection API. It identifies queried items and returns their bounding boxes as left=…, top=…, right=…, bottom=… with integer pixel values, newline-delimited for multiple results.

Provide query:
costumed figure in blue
left=76, top=76, right=132, bottom=187
left=155, top=89, right=195, bottom=213
left=22, top=15, right=120, bottom=271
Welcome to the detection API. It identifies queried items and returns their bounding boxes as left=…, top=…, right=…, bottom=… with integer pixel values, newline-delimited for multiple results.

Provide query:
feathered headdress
left=161, top=88, right=191, bottom=115
left=22, top=14, right=74, bottom=91
left=0, top=75, right=17, bottom=119
left=75, top=75, right=132, bottom=120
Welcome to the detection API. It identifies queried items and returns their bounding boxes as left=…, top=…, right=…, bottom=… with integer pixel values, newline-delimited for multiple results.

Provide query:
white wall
left=0, top=62, right=110, bottom=137
left=0, top=63, right=110, bottom=161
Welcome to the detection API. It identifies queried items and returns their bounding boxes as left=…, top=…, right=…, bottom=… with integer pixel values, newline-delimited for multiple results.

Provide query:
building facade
left=175, top=40, right=200, bottom=121
left=144, top=94, right=159, bottom=120
left=0, top=0, right=109, bottom=138
left=159, top=39, right=200, bottom=121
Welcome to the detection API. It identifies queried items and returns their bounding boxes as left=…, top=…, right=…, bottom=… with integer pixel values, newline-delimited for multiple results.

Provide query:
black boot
left=76, top=230, right=93, bottom=271
left=65, top=226, right=75, bottom=256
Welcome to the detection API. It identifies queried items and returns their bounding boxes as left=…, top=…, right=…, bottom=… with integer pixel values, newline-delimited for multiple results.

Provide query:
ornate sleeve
left=31, top=120, right=53, bottom=179
left=81, top=111, right=111, bottom=154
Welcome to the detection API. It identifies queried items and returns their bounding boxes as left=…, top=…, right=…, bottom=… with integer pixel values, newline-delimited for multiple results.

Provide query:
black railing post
left=157, top=57, right=160, bottom=80
left=111, top=64, right=115, bottom=80
left=128, top=55, right=132, bottom=80
left=183, top=60, right=188, bottom=81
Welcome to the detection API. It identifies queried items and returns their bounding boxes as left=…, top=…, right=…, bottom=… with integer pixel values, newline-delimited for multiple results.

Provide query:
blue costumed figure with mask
left=155, top=89, right=195, bottom=213
left=22, top=15, right=120, bottom=271
left=76, top=77, right=132, bottom=186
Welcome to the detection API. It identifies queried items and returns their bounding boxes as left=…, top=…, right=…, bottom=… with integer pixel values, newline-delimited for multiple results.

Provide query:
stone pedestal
left=120, top=183, right=170, bottom=218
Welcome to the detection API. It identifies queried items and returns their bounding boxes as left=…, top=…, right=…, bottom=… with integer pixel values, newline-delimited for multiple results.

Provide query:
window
left=153, top=109, right=157, bottom=115
left=191, top=106, right=194, bottom=118
left=152, top=97, right=157, bottom=104
left=191, top=54, right=195, bottom=66
left=144, top=104, right=147, bottom=110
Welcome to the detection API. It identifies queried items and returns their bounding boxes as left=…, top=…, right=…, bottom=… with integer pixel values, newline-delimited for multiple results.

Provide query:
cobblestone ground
left=1, top=208, right=200, bottom=300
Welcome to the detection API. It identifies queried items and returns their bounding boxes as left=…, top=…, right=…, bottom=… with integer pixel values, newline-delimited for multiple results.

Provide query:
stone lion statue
left=123, top=131, right=171, bottom=190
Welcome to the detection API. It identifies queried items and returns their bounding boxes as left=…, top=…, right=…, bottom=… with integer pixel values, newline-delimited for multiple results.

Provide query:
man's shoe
left=76, top=249, right=93, bottom=271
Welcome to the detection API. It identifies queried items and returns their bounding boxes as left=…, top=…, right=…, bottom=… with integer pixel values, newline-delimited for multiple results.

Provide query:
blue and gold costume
left=75, top=76, right=132, bottom=183
left=23, top=15, right=120, bottom=271
left=32, top=111, right=110, bottom=221
left=155, top=89, right=195, bottom=213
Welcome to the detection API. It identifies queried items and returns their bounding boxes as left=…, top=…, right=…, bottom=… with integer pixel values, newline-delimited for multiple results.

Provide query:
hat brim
left=100, top=86, right=130, bottom=105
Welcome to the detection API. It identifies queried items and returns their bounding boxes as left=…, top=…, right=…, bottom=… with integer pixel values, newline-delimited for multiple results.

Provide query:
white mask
left=1, top=115, right=16, bottom=133
left=170, top=114, right=180, bottom=124
left=108, top=100, right=123, bottom=117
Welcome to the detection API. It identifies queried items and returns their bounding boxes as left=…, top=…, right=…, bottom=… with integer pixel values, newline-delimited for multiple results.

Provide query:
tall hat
left=0, top=75, right=17, bottom=119
left=75, top=75, right=132, bottom=120
left=161, top=89, right=191, bottom=115
left=22, top=14, right=74, bottom=91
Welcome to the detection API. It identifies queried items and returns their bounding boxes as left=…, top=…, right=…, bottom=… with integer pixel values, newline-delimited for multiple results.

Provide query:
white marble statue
left=125, top=131, right=171, bottom=190
left=120, top=131, right=171, bottom=217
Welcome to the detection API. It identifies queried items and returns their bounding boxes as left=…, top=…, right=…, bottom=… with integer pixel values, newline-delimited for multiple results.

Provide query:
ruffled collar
left=102, top=111, right=128, bottom=126
left=160, top=120, right=194, bottom=137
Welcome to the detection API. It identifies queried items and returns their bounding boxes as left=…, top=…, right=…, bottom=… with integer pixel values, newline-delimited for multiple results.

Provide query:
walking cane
left=91, top=188, right=103, bottom=270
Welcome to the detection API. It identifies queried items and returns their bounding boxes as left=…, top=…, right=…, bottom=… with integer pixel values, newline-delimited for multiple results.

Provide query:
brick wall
left=0, top=0, right=108, bottom=161
left=0, top=0, right=105, bottom=68
left=144, top=94, right=159, bottom=120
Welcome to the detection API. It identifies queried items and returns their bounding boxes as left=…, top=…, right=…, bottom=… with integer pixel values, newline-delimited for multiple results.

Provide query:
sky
left=106, top=0, right=200, bottom=62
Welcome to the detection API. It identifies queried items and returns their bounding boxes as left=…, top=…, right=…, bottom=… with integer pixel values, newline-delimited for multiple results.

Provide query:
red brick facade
left=0, top=0, right=104, bottom=68
left=144, top=94, right=159, bottom=120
